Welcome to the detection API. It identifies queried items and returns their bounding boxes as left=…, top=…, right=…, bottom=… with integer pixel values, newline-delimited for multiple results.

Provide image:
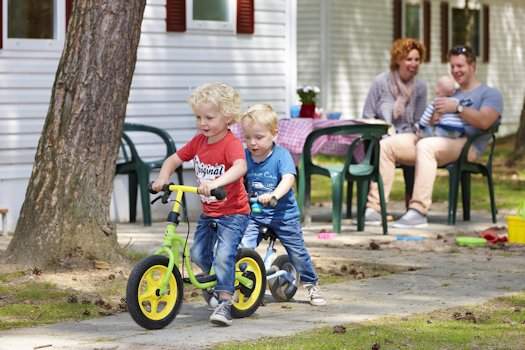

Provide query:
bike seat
left=259, top=226, right=278, bottom=241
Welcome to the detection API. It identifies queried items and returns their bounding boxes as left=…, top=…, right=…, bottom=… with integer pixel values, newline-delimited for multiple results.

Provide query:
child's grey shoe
left=209, top=300, right=233, bottom=326
left=202, top=289, right=219, bottom=310
left=304, top=283, right=327, bottom=306
left=364, top=208, right=382, bottom=226
left=392, top=209, right=428, bottom=228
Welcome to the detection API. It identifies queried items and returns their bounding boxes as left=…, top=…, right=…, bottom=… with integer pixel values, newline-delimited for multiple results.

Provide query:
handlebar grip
left=249, top=195, right=278, bottom=207
left=148, top=182, right=159, bottom=194
left=211, top=187, right=227, bottom=200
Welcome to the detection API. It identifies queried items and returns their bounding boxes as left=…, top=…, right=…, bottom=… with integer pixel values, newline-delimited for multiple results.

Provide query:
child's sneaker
left=304, top=283, right=327, bottom=306
left=202, top=289, right=219, bottom=310
left=209, top=300, right=233, bottom=326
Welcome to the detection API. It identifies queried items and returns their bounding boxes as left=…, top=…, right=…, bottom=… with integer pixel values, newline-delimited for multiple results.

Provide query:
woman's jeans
left=241, top=215, right=319, bottom=285
left=191, top=214, right=248, bottom=295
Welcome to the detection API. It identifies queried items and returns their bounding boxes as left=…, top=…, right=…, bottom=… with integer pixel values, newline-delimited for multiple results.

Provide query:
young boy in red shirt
left=152, top=82, right=249, bottom=326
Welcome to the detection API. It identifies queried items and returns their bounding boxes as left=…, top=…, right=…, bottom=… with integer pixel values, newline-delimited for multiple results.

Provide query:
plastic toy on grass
left=455, top=236, right=487, bottom=247
left=395, top=235, right=425, bottom=241
left=506, top=201, right=525, bottom=244
left=317, top=229, right=336, bottom=240
left=479, top=226, right=508, bottom=244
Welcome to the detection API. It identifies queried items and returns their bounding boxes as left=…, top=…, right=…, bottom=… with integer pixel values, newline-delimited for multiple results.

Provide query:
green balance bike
left=126, top=183, right=266, bottom=330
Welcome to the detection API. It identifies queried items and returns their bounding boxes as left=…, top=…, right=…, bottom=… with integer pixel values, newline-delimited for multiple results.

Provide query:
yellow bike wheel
left=232, top=248, right=266, bottom=318
left=126, top=255, right=183, bottom=329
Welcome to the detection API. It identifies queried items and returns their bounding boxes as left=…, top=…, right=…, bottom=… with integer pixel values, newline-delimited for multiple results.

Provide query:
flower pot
left=299, top=103, right=316, bottom=118
left=506, top=215, right=525, bottom=244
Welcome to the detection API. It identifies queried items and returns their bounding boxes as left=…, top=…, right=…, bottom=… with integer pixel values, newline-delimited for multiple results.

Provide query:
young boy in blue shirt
left=239, top=104, right=326, bottom=306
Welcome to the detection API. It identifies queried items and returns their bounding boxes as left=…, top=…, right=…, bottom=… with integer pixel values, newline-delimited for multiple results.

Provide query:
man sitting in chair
left=365, top=45, right=503, bottom=228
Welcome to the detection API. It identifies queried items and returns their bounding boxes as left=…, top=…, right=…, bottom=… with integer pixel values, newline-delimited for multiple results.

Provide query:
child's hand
left=151, top=178, right=168, bottom=192
left=198, top=181, right=216, bottom=197
left=430, top=112, right=443, bottom=125
left=434, top=97, right=456, bottom=114
left=258, top=193, right=276, bottom=205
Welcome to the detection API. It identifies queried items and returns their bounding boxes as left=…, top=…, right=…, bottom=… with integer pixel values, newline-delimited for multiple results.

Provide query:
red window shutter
left=482, top=5, right=490, bottom=63
left=423, top=0, right=431, bottom=62
left=440, top=1, right=449, bottom=63
left=166, top=0, right=186, bottom=32
left=66, top=0, right=73, bottom=29
left=392, top=0, right=402, bottom=41
left=237, top=0, right=254, bottom=34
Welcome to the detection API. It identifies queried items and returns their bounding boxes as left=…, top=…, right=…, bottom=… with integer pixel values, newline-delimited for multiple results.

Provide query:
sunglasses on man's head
left=450, top=46, right=473, bottom=55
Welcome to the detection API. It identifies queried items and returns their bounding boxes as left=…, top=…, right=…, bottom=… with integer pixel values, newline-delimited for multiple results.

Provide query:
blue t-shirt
left=452, top=84, right=503, bottom=154
left=245, top=145, right=299, bottom=220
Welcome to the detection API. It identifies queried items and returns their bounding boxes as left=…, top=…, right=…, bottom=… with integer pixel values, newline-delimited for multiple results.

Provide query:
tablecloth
left=231, top=118, right=364, bottom=163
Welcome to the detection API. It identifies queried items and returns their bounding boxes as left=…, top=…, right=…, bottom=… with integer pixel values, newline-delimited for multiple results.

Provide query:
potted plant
left=297, top=85, right=320, bottom=118
left=506, top=201, right=525, bottom=244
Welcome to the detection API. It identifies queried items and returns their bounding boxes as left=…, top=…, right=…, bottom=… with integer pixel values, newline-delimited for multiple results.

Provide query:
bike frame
left=154, top=184, right=253, bottom=295
left=262, top=235, right=293, bottom=282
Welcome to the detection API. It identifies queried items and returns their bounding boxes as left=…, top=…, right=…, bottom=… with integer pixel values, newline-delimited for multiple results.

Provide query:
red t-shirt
left=177, top=131, right=249, bottom=217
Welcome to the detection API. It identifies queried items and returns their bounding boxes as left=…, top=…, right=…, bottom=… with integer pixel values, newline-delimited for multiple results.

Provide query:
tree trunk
left=6, top=0, right=146, bottom=267
left=513, top=95, right=525, bottom=158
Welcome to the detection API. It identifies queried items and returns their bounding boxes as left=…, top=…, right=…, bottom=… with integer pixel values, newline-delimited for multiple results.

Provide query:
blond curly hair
left=241, top=104, right=279, bottom=135
left=188, top=82, right=241, bottom=124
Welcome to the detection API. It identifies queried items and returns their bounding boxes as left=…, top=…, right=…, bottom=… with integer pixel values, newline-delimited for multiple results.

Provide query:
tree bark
left=6, top=0, right=146, bottom=267
left=513, top=95, right=525, bottom=158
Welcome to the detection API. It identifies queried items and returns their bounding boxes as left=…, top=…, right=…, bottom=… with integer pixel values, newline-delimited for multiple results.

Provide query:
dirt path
left=1, top=245, right=524, bottom=350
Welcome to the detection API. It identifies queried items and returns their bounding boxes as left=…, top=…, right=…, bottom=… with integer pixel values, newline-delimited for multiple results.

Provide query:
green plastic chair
left=401, top=123, right=499, bottom=225
left=116, top=123, right=185, bottom=226
left=297, top=123, right=389, bottom=234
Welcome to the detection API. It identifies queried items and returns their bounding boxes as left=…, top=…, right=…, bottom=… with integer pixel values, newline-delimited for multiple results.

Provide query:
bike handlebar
left=149, top=182, right=227, bottom=203
left=249, top=195, right=278, bottom=208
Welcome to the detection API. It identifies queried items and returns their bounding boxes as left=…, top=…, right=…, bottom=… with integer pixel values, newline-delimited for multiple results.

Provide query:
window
left=393, top=0, right=430, bottom=61
left=187, top=0, right=235, bottom=32
left=440, top=2, right=489, bottom=63
left=2, top=0, right=65, bottom=50
left=451, top=7, right=481, bottom=56
left=404, top=2, right=421, bottom=39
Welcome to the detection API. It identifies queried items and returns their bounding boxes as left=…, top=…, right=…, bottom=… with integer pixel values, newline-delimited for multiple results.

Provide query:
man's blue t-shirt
left=245, top=145, right=299, bottom=220
left=453, top=84, right=503, bottom=154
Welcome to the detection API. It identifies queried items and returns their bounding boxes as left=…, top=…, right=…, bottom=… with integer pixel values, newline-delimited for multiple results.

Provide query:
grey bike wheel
left=268, top=254, right=299, bottom=302
left=126, top=255, right=183, bottom=330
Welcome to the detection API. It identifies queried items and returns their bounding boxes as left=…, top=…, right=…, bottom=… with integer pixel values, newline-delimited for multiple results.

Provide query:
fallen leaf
left=333, top=325, right=346, bottom=334
left=67, top=295, right=78, bottom=304
left=94, top=260, right=110, bottom=270
left=369, top=242, right=380, bottom=250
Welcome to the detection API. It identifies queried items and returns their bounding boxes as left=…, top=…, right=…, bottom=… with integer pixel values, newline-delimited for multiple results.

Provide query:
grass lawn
left=0, top=270, right=127, bottom=330
left=215, top=292, right=525, bottom=350
left=309, top=134, right=525, bottom=212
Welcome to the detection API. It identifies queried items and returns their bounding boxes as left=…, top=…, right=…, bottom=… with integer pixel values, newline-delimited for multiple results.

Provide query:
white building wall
left=296, top=0, right=322, bottom=97
left=0, top=0, right=294, bottom=232
left=328, top=0, right=393, bottom=118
